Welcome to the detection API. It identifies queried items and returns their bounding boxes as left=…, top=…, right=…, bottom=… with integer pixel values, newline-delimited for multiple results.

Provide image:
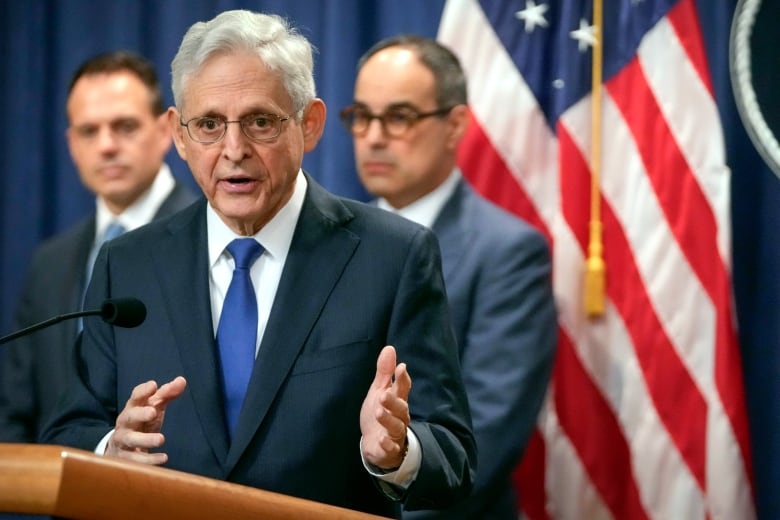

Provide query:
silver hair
left=171, top=10, right=316, bottom=119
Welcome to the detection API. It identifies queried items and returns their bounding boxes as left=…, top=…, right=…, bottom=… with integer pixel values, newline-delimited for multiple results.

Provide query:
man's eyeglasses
left=339, top=105, right=454, bottom=138
left=180, top=113, right=290, bottom=144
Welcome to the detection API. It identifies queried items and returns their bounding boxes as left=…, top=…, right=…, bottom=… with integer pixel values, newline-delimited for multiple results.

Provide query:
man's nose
left=221, top=121, right=252, bottom=160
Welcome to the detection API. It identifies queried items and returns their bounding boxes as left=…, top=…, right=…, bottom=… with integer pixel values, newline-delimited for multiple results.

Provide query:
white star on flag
left=570, top=18, right=597, bottom=52
left=514, top=0, right=549, bottom=33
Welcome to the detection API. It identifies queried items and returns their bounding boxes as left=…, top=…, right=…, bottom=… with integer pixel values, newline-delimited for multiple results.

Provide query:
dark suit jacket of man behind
left=0, top=50, right=199, bottom=443
left=347, top=35, right=556, bottom=519
left=426, top=178, right=556, bottom=518
left=41, top=177, right=475, bottom=517
left=0, top=181, right=196, bottom=442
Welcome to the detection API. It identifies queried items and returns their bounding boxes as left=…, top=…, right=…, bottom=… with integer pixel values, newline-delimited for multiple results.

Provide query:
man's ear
left=447, top=104, right=470, bottom=150
left=168, top=107, right=188, bottom=160
left=302, top=98, right=327, bottom=153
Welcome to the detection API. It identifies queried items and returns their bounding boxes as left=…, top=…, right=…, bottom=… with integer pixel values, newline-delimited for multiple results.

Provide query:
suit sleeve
left=387, top=226, right=477, bottom=510
left=39, top=245, right=121, bottom=450
left=0, top=273, right=39, bottom=442
left=455, top=226, right=557, bottom=515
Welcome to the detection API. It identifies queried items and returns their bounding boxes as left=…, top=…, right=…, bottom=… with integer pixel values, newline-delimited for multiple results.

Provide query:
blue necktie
left=80, top=221, right=126, bottom=330
left=85, top=221, right=126, bottom=288
left=217, top=238, right=263, bottom=437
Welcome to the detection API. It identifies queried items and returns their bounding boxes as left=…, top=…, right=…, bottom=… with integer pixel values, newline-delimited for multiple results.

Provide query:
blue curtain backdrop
left=1, top=1, right=778, bottom=518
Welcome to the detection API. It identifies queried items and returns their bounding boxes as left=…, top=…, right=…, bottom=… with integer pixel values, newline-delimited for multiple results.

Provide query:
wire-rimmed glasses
left=180, top=113, right=290, bottom=143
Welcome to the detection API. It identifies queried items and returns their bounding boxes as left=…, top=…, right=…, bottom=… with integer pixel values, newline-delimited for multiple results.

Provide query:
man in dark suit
left=40, top=11, right=475, bottom=518
left=342, top=36, right=557, bottom=519
left=0, top=51, right=196, bottom=443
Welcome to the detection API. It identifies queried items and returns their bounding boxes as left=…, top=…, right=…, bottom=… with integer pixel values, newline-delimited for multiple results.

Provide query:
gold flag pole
left=584, top=0, right=605, bottom=317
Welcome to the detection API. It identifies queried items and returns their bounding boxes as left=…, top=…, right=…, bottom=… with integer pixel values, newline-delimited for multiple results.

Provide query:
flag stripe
left=541, top=393, right=614, bottom=519
left=666, top=0, right=714, bottom=97
left=514, top=428, right=550, bottom=520
left=554, top=330, right=649, bottom=519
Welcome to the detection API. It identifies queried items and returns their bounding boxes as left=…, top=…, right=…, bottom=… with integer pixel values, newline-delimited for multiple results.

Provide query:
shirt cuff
left=95, top=429, right=114, bottom=455
left=360, top=427, right=421, bottom=489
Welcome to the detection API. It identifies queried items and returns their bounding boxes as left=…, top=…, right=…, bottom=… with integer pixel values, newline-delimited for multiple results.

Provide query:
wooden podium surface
left=0, top=444, right=391, bottom=519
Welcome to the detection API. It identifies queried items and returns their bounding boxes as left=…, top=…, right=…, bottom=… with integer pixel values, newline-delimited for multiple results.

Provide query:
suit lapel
left=225, top=178, right=358, bottom=470
left=432, top=179, right=471, bottom=284
left=151, top=201, right=231, bottom=465
left=154, top=181, right=199, bottom=219
left=64, top=218, right=98, bottom=342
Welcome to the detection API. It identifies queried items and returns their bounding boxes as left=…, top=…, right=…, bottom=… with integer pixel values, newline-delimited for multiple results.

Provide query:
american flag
left=438, top=0, right=755, bottom=518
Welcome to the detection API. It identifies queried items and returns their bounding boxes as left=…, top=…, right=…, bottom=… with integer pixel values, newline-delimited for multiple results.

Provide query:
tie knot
left=102, top=222, right=126, bottom=243
left=226, top=238, right=263, bottom=270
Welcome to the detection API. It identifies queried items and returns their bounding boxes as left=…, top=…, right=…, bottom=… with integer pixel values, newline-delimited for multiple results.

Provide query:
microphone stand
left=0, top=309, right=102, bottom=345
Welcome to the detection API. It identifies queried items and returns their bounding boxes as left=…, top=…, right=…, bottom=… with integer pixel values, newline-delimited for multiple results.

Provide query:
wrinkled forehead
left=179, top=52, right=293, bottom=117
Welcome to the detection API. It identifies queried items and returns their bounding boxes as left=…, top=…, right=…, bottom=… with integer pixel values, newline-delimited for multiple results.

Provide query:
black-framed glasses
left=180, top=113, right=290, bottom=144
left=339, top=104, right=454, bottom=138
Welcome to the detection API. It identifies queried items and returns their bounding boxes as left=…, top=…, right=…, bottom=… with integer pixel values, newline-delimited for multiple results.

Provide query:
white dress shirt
left=377, top=169, right=461, bottom=226
left=93, top=163, right=176, bottom=239
left=206, top=171, right=305, bottom=352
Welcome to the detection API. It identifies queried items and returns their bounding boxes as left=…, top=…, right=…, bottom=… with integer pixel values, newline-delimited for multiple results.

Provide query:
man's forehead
left=181, top=55, right=291, bottom=115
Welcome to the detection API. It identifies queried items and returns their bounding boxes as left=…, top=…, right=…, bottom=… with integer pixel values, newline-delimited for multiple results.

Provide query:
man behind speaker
left=0, top=51, right=197, bottom=442
left=343, top=36, right=558, bottom=519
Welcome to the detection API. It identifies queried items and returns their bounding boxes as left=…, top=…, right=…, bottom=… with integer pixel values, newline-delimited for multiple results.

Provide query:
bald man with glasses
left=343, top=35, right=558, bottom=520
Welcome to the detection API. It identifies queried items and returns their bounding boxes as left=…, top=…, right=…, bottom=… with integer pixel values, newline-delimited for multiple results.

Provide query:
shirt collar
left=377, top=169, right=461, bottom=228
left=207, top=170, right=307, bottom=267
left=94, top=163, right=176, bottom=238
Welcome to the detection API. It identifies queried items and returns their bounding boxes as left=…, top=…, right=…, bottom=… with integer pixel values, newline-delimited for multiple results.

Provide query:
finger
left=117, top=403, right=160, bottom=430
left=377, top=397, right=409, bottom=436
left=372, top=345, right=397, bottom=390
left=126, top=380, right=159, bottom=406
left=113, top=447, right=169, bottom=466
left=148, top=376, right=187, bottom=409
left=108, top=420, right=165, bottom=455
left=375, top=407, right=408, bottom=439
left=392, top=362, right=411, bottom=402
left=119, top=429, right=166, bottom=451
left=378, top=433, right=407, bottom=457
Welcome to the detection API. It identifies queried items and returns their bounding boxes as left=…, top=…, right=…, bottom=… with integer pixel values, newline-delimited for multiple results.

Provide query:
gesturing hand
left=360, top=345, right=412, bottom=469
left=106, top=376, right=187, bottom=465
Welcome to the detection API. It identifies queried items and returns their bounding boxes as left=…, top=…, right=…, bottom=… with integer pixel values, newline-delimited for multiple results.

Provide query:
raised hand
left=360, top=345, right=412, bottom=469
left=106, top=376, right=187, bottom=464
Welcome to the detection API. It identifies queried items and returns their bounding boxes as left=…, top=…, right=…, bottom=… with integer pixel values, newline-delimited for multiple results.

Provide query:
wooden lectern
left=0, top=444, right=391, bottom=519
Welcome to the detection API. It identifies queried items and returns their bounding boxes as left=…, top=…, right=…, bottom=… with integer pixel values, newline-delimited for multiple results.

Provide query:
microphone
left=0, top=298, right=146, bottom=345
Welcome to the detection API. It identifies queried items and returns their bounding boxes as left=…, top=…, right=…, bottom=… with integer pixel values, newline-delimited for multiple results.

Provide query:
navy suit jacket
left=41, top=176, right=476, bottom=517
left=405, top=179, right=557, bottom=519
left=0, top=181, right=197, bottom=442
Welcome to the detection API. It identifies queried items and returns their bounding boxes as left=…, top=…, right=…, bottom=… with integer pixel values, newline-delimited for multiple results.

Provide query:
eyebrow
left=187, top=106, right=283, bottom=119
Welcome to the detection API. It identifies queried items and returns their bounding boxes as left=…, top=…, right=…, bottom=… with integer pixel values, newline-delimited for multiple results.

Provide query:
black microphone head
left=100, top=298, right=146, bottom=328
